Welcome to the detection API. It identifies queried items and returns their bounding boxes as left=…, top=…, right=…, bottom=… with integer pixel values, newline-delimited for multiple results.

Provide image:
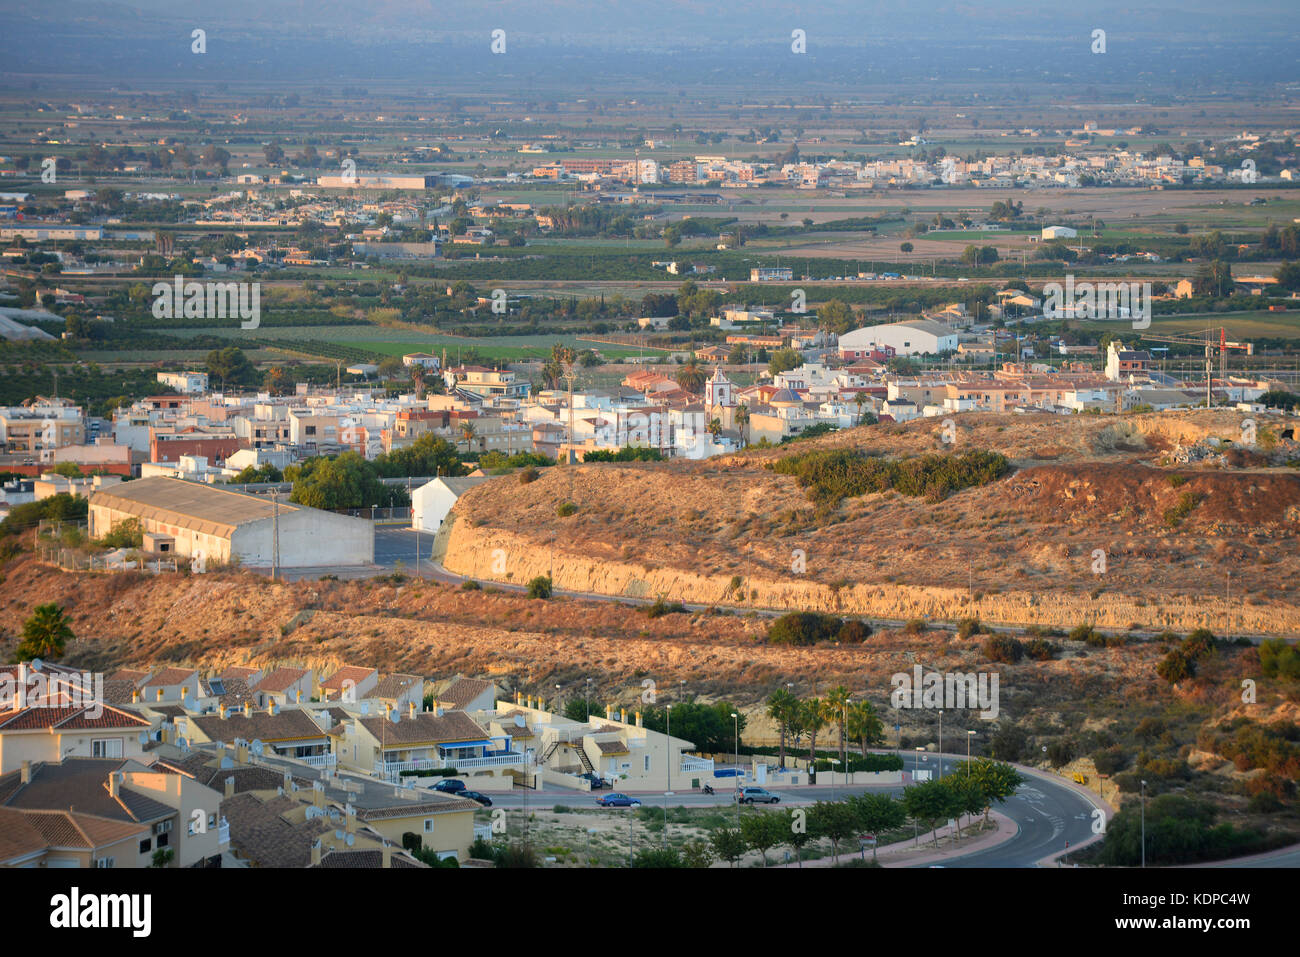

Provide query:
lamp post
left=585, top=678, right=591, bottom=721
left=664, top=704, right=673, bottom=847
left=966, top=729, right=976, bottom=770
left=555, top=683, right=561, bottom=715
left=938, top=710, right=944, bottom=779
left=731, top=711, right=740, bottom=831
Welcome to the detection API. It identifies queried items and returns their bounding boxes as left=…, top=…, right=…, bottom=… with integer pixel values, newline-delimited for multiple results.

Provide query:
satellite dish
left=215, top=740, right=225, bottom=750
left=360, top=702, right=369, bottom=715
left=390, top=709, right=400, bottom=724
left=277, top=786, right=284, bottom=796
left=334, top=829, right=344, bottom=839
left=29, top=658, right=42, bottom=672
left=137, top=732, right=148, bottom=746
left=345, top=833, right=355, bottom=847
left=219, top=757, right=234, bottom=769
left=251, top=739, right=265, bottom=756
left=306, top=806, right=322, bottom=819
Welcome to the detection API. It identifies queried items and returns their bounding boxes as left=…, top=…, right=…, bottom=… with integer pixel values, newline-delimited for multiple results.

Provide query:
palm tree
left=15, top=603, right=73, bottom=662
left=801, top=697, right=826, bottom=767
left=410, top=363, right=426, bottom=400
left=824, top=685, right=852, bottom=765
left=676, top=359, right=707, bottom=394
left=734, top=404, right=750, bottom=448
left=458, top=420, right=477, bottom=455
left=708, top=417, right=722, bottom=439
left=854, top=391, right=868, bottom=424
left=765, top=689, right=799, bottom=769
left=846, top=700, right=885, bottom=758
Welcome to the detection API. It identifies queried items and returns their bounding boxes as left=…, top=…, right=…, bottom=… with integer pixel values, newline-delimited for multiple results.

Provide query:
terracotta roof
left=221, top=666, right=262, bottom=685
left=355, top=795, right=481, bottom=820
left=108, top=668, right=150, bottom=685
left=144, top=667, right=197, bottom=687
left=436, top=677, right=494, bottom=709
left=357, top=710, right=488, bottom=747
left=0, top=759, right=176, bottom=824
left=0, top=807, right=50, bottom=862
left=98, top=679, right=141, bottom=705
left=313, top=848, right=429, bottom=868
left=321, top=665, right=376, bottom=690
left=596, top=740, right=628, bottom=754
left=372, top=673, right=424, bottom=700
left=255, top=667, right=309, bottom=694
left=220, top=792, right=331, bottom=869
left=22, top=809, right=150, bottom=851
left=0, top=703, right=150, bottom=733
left=191, top=709, right=326, bottom=744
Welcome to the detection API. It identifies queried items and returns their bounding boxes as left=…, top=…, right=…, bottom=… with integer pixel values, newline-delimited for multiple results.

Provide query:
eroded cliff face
left=439, top=518, right=1299, bottom=636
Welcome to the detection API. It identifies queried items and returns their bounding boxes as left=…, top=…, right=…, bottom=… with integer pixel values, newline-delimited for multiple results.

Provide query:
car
left=580, top=772, right=609, bottom=789
left=734, top=787, right=780, bottom=805
left=596, top=792, right=641, bottom=808
left=461, top=790, right=493, bottom=807
left=430, top=779, right=466, bottom=793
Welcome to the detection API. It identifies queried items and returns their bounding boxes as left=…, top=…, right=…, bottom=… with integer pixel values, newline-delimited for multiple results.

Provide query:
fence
left=37, top=543, right=179, bottom=575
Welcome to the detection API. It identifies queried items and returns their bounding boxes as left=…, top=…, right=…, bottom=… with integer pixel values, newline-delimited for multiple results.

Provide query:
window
left=644, top=755, right=651, bottom=772
left=92, top=738, right=123, bottom=758
left=423, top=819, right=435, bottom=834
left=95, top=857, right=115, bottom=868
left=305, top=425, right=317, bottom=435
left=139, top=838, right=151, bottom=853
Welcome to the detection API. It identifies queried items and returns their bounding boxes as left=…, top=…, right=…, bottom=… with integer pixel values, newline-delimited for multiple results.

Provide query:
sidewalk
left=770, top=809, right=1016, bottom=868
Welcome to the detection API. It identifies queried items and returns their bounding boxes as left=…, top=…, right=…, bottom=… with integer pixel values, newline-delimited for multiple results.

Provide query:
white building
left=838, top=319, right=958, bottom=357
left=157, top=371, right=209, bottom=394
left=1042, top=225, right=1078, bottom=240
left=411, top=476, right=491, bottom=533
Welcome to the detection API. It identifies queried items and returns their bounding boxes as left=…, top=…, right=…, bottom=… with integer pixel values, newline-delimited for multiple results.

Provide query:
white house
left=411, top=476, right=491, bottom=533
left=839, top=319, right=958, bottom=357
left=1042, top=225, right=1078, bottom=240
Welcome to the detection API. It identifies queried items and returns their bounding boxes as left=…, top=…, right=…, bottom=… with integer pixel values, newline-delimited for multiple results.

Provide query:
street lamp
left=555, top=683, right=561, bottom=715
left=731, top=711, right=740, bottom=830
left=938, top=710, right=944, bottom=779
left=664, top=704, right=673, bottom=846
left=966, top=729, right=976, bottom=770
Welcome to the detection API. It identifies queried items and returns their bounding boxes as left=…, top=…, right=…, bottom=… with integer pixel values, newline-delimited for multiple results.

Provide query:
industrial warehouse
left=87, top=477, right=374, bottom=569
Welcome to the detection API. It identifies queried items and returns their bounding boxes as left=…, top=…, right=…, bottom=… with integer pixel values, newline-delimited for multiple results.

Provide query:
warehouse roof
left=89, top=477, right=301, bottom=538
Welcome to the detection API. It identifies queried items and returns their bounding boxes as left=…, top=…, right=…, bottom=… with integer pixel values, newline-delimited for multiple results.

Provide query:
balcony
left=299, top=753, right=337, bottom=769
left=680, top=756, right=714, bottom=775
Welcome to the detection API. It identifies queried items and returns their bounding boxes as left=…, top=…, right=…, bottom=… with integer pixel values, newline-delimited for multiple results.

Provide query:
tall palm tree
left=676, top=359, right=707, bottom=394
left=16, top=603, right=73, bottom=661
left=734, top=404, right=750, bottom=448
left=801, top=697, right=826, bottom=767
left=824, top=685, right=852, bottom=765
left=708, top=417, right=722, bottom=439
left=765, top=689, right=799, bottom=769
left=846, top=700, right=885, bottom=757
left=458, top=420, right=477, bottom=455
left=410, top=363, right=426, bottom=400
left=854, top=391, right=868, bottom=424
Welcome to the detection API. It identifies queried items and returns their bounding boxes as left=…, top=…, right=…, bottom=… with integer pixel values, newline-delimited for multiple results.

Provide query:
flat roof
left=89, top=476, right=301, bottom=538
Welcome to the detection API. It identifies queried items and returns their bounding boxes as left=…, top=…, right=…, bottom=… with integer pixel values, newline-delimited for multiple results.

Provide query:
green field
left=1078, top=310, right=1300, bottom=340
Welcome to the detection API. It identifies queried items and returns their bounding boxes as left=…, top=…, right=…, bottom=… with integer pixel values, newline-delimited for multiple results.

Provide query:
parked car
left=430, top=779, right=466, bottom=793
left=596, top=792, right=641, bottom=808
left=734, top=787, right=780, bottom=804
left=580, top=772, right=608, bottom=790
left=461, top=790, right=493, bottom=807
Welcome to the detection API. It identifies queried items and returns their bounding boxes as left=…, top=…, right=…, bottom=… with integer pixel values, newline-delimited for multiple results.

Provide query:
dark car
left=580, top=772, right=608, bottom=790
left=596, top=792, right=641, bottom=808
left=734, top=787, right=780, bottom=804
left=430, top=779, right=467, bottom=793
left=461, top=790, right=493, bottom=807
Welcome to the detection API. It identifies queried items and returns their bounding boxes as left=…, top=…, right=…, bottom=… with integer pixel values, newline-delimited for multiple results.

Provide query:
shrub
left=770, top=448, right=1012, bottom=507
left=982, top=634, right=1024, bottom=663
left=956, top=617, right=985, bottom=639
left=468, top=836, right=497, bottom=861
left=556, top=501, right=578, bottom=517
left=902, top=618, right=926, bottom=636
left=1156, top=650, right=1196, bottom=684
left=1045, top=739, right=1075, bottom=768
left=1163, top=490, right=1202, bottom=527
left=767, top=612, right=843, bottom=646
left=1093, top=747, right=1129, bottom=776
left=645, top=596, right=687, bottom=619
left=526, top=576, right=553, bottom=599
left=837, top=619, right=873, bottom=643
left=1024, top=638, right=1060, bottom=661
left=518, top=467, right=540, bottom=485
left=1068, top=623, right=1099, bottom=643
left=1259, top=638, right=1300, bottom=680
left=100, top=517, right=143, bottom=549
left=461, top=579, right=482, bottom=590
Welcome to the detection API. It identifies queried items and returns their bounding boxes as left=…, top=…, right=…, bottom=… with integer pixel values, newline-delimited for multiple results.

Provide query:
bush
left=526, top=575, right=553, bottom=599
left=1163, top=491, right=1202, bottom=527
left=556, top=501, right=577, bottom=517
left=468, top=836, right=497, bottom=861
left=837, top=619, right=872, bottom=643
left=1045, top=739, right=1075, bottom=768
left=1259, top=638, right=1300, bottom=680
left=956, top=617, right=986, bottom=639
left=461, top=579, right=482, bottom=591
left=902, top=618, right=926, bottom=635
left=1024, top=638, right=1060, bottom=660
left=1068, top=623, right=1099, bottom=643
left=518, top=467, right=540, bottom=485
left=767, top=611, right=843, bottom=646
left=982, top=634, right=1024, bottom=663
left=1093, top=747, right=1129, bottom=776
left=1156, top=650, right=1196, bottom=684
left=645, top=596, right=687, bottom=619
left=100, top=517, right=143, bottom=549
left=770, top=448, right=1012, bottom=507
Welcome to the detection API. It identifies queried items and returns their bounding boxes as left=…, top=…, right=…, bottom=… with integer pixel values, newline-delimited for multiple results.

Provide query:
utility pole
left=271, top=488, right=280, bottom=581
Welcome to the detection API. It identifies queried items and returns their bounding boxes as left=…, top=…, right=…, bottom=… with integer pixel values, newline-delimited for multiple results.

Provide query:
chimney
left=219, top=703, right=228, bottom=720
left=619, top=708, right=627, bottom=724
left=224, top=776, right=234, bottom=799
left=266, top=701, right=274, bottom=716
left=156, top=687, right=164, bottom=701
left=236, top=740, right=248, bottom=764
left=310, top=839, right=321, bottom=867
left=296, top=688, right=302, bottom=703
left=605, top=704, right=613, bottom=721
left=108, top=772, right=121, bottom=798
left=515, top=691, right=522, bottom=705
left=283, top=770, right=292, bottom=792
left=312, top=781, right=324, bottom=808
left=635, top=710, right=643, bottom=728
left=243, top=701, right=252, bottom=719
left=345, top=803, right=356, bottom=835
left=131, top=689, right=140, bottom=704
left=408, top=701, right=416, bottom=719
left=381, top=843, right=393, bottom=868
left=20, top=760, right=31, bottom=784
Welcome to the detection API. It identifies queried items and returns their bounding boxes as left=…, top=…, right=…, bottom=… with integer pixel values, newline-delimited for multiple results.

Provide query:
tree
left=848, top=793, right=906, bottom=861
left=14, top=604, right=74, bottom=662
left=1192, top=260, right=1234, bottom=297
left=710, top=827, right=746, bottom=868
left=205, top=347, right=256, bottom=390
left=801, top=697, right=827, bottom=765
left=739, top=810, right=785, bottom=867
left=526, top=575, right=553, bottom=599
left=766, top=689, right=799, bottom=769
left=289, top=452, right=393, bottom=510
left=899, top=242, right=914, bottom=253
left=809, top=800, right=858, bottom=864
left=961, top=759, right=1025, bottom=827
left=680, top=840, right=715, bottom=868
left=734, top=405, right=750, bottom=447
left=633, top=847, right=684, bottom=868
left=263, top=365, right=293, bottom=396
left=676, top=359, right=707, bottom=394
left=846, top=700, right=885, bottom=756
left=1275, top=261, right=1300, bottom=292
left=824, top=686, right=852, bottom=765
left=768, top=346, right=802, bottom=376
left=458, top=420, right=477, bottom=455
left=902, top=779, right=962, bottom=848
left=818, top=299, right=855, bottom=336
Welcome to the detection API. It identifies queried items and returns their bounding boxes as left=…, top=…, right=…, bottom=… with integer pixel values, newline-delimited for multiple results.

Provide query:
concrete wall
left=230, top=509, right=373, bottom=567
